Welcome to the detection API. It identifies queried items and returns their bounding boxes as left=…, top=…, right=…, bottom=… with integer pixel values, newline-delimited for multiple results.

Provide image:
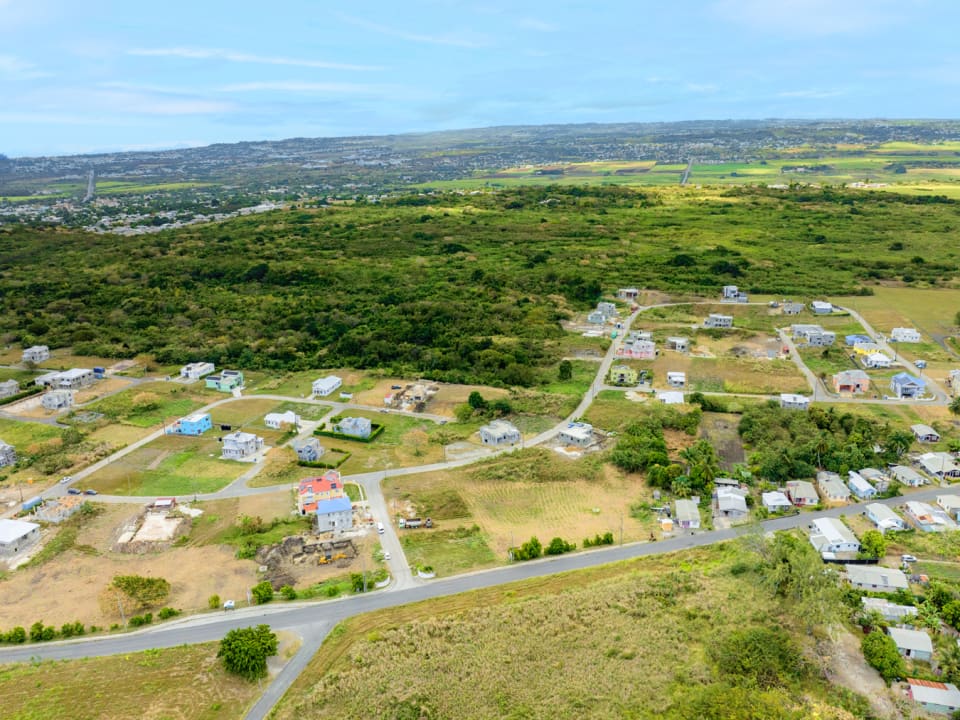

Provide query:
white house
left=791, top=324, right=836, bottom=346
left=0, top=518, right=41, bottom=557
left=479, top=420, right=521, bottom=447
left=617, top=288, right=639, bottom=300
left=864, top=352, right=892, bottom=369
left=907, top=679, right=960, bottom=715
left=780, top=393, right=810, bottom=411
left=41, top=389, right=74, bottom=411
left=0, top=440, right=16, bottom=468
left=558, top=422, right=594, bottom=448
left=333, top=417, right=372, bottom=439
left=786, top=480, right=819, bottom=506
left=0, top=379, right=19, bottom=399
left=656, top=391, right=685, bottom=405
left=937, top=495, right=960, bottom=520
left=21, top=345, right=49, bottom=363
left=315, top=496, right=354, bottom=533
left=716, top=487, right=748, bottom=517
left=674, top=499, right=701, bottom=529
left=704, top=314, right=733, bottom=329
left=180, top=362, right=215, bottom=380
left=312, top=375, right=343, bottom=397
left=817, top=471, right=851, bottom=503
left=891, top=327, right=921, bottom=343
left=859, top=467, right=890, bottom=492
left=861, top=597, right=917, bottom=622
left=911, top=424, right=940, bottom=443
left=917, top=452, right=960, bottom=481
left=864, top=503, right=906, bottom=531
left=265, top=411, right=300, bottom=430
left=666, top=372, right=686, bottom=388
left=808, top=518, right=860, bottom=555
left=904, top=501, right=957, bottom=532
left=811, top=301, right=833, bottom=315
left=890, top=465, right=926, bottom=487
left=847, top=472, right=877, bottom=500
left=844, top=564, right=909, bottom=592
left=888, top=627, right=933, bottom=662
left=221, top=431, right=264, bottom=460
left=666, top=336, right=689, bottom=352
left=54, top=368, right=95, bottom=389
left=762, top=491, right=793, bottom=513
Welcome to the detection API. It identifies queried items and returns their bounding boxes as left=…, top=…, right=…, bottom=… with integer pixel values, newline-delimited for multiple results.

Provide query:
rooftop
left=0, top=518, right=40, bottom=543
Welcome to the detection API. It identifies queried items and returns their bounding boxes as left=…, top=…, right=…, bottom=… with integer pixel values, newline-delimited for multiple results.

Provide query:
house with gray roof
left=888, top=627, right=933, bottom=662
left=844, top=565, right=909, bottom=593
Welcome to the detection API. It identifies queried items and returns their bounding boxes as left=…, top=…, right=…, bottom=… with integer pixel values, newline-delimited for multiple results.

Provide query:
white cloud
left=712, top=0, right=905, bottom=35
left=0, top=54, right=48, bottom=79
left=129, top=47, right=381, bottom=71
left=336, top=13, right=490, bottom=48
left=516, top=17, right=558, bottom=32
left=219, top=81, right=385, bottom=94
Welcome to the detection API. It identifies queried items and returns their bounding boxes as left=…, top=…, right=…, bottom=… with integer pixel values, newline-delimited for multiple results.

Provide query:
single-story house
left=817, top=471, right=851, bottom=503
left=861, top=597, right=918, bottom=623
left=656, top=391, right=685, bottom=405
left=891, top=327, right=922, bottom=343
left=609, top=365, right=638, bottom=386
left=312, top=375, right=342, bottom=397
left=917, top=452, right=960, bottom=480
left=904, top=500, right=957, bottom=532
left=716, top=487, right=748, bottom=517
left=714, top=477, right=740, bottom=490
left=845, top=334, right=872, bottom=346
left=558, top=422, right=594, bottom=448
left=315, top=496, right=354, bottom=533
left=887, top=627, right=933, bottom=662
left=41, top=389, right=73, bottom=410
left=616, top=339, right=655, bottom=359
left=265, top=410, right=300, bottom=430
left=782, top=302, right=805, bottom=315
left=864, top=352, right=892, bottom=369
left=35, top=495, right=84, bottom=524
left=22, top=345, right=50, bottom=363
left=297, top=471, right=344, bottom=515
left=911, top=424, right=940, bottom=443
left=294, top=437, right=323, bottom=463
left=220, top=431, right=264, bottom=460
left=617, top=287, right=639, bottom=300
left=666, top=371, right=686, bottom=388
left=479, top=420, right=521, bottom=447
left=853, top=341, right=882, bottom=356
left=780, top=393, right=810, bottom=411
left=206, top=369, right=244, bottom=392
left=844, top=564, right=909, bottom=593
left=0, top=518, right=41, bottom=557
left=937, top=494, right=960, bottom=520
left=811, top=301, right=833, bottom=315
left=891, top=372, right=925, bottom=399
left=864, top=503, right=906, bottom=531
left=674, top=499, right=701, bottom=530
left=704, top=313, right=733, bottom=329
left=666, top=336, right=689, bottom=352
left=630, top=330, right=653, bottom=342
left=596, top=302, right=618, bottom=319
left=722, top=285, right=740, bottom=299
left=762, top=491, right=792, bottom=513
left=587, top=310, right=607, bottom=324
left=333, top=417, right=372, bottom=440
left=833, top=369, right=870, bottom=395
left=848, top=472, right=877, bottom=500
left=179, top=362, right=215, bottom=380
left=0, top=440, right=16, bottom=468
left=891, top=465, right=926, bottom=487
left=166, top=412, right=212, bottom=436
left=786, top=480, right=819, bottom=506
left=907, top=679, right=960, bottom=715
left=0, top=379, right=19, bottom=399
left=791, top=324, right=835, bottom=346
left=34, top=370, right=62, bottom=387
left=809, top=517, right=860, bottom=555
left=54, top=368, right=95, bottom=390
left=859, top=467, right=890, bottom=492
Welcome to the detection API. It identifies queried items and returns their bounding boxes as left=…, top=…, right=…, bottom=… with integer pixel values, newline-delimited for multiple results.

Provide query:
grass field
left=323, top=410, right=448, bottom=473
left=80, top=382, right=206, bottom=428
left=272, top=544, right=871, bottom=720
left=0, top=643, right=260, bottom=720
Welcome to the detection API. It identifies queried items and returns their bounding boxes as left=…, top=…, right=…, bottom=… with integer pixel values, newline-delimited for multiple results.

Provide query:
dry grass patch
left=0, top=643, right=261, bottom=720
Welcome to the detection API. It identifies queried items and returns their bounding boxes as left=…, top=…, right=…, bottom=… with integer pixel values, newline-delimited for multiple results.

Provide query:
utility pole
left=116, top=595, right=126, bottom=624
left=619, top=513, right=623, bottom=546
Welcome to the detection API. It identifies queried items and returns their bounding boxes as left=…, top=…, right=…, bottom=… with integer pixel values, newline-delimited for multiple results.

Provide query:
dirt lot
left=353, top=379, right=510, bottom=418
left=649, top=351, right=806, bottom=395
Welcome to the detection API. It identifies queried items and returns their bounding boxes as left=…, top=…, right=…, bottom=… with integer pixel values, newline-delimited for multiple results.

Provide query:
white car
left=60, top=476, right=71, bottom=484
left=383, top=551, right=391, bottom=561
left=902, top=554, right=918, bottom=563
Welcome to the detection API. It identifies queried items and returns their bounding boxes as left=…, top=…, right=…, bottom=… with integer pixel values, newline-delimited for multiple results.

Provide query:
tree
left=208, top=594, right=221, bottom=610
left=859, top=529, right=887, bottom=559
left=545, top=537, right=575, bottom=555
left=217, top=625, right=278, bottom=681
left=951, top=396, right=960, bottom=416
left=944, top=600, right=960, bottom=630
left=250, top=581, right=274, bottom=605
left=710, top=627, right=805, bottom=688
left=558, top=359, right=572, bottom=381
left=861, top=630, right=905, bottom=683
left=467, top=391, right=487, bottom=410
left=454, top=403, right=474, bottom=423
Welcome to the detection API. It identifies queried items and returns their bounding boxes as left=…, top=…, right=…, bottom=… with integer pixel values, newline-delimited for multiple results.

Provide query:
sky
left=1, top=0, right=957, bottom=157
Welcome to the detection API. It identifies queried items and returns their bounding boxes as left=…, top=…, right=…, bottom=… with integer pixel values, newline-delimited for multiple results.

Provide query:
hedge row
left=0, top=385, right=43, bottom=407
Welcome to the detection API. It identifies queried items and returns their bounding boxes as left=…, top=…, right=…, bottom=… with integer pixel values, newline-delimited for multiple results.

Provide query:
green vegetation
left=399, top=524, right=497, bottom=576
left=250, top=581, right=274, bottom=605
left=218, top=514, right=313, bottom=559
left=5, top=186, right=960, bottom=388
left=112, top=575, right=171, bottom=610
left=861, top=631, right=905, bottom=683
left=80, top=384, right=204, bottom=427
left=218, top=624, right=279, bottom=681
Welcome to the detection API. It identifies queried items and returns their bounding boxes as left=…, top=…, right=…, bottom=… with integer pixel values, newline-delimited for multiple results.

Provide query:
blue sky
left=1, top=0, right=956, bottom=157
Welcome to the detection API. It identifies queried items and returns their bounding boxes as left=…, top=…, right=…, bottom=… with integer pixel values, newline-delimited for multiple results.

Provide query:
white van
left=377, top=522, right=385, bottom=534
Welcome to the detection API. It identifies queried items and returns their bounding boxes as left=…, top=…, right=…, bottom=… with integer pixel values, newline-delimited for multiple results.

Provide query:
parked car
left=59, top=476, right=72, bottom=484
left=84, top=489, right=98, bottom=495
left=67, top=488, right=82, bottom=495
left=223, top=600, right=235, bottom=610
left=902, top=554, right=918, bottom=563
left=391, top=385, right=402, bottom=390
left=383, top=551, right=391, bottom=561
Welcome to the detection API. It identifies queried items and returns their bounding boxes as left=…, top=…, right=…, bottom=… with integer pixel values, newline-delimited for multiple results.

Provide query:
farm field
left=273, top=544, right=873, bottom=720
left=0, top=643, right=262, bottom=720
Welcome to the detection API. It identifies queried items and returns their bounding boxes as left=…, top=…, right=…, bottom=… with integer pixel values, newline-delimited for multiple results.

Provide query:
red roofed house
left=298, top=470, right=345, bottom=516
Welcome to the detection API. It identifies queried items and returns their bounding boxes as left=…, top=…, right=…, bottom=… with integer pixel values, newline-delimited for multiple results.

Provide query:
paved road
left=5, top=481, right=950, bottom=669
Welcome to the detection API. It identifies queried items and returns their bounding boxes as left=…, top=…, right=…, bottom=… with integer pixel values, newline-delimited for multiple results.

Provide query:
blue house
left=890, top=372, right=926, bottom=399
left=845, top=334, right=872, bottom=346
left=333, top=416, right=372, bottom=439
left=166, top=412, right=212, bottom=436
left=847, top=472, right=877, bottom=500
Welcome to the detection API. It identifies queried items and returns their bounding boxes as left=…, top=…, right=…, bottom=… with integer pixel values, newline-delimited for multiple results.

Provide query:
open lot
left=322, top=409, right=448, bottom=473
left=79, top=381, right=207, bottom=428
left=0, top=642, right=262, bottom=720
